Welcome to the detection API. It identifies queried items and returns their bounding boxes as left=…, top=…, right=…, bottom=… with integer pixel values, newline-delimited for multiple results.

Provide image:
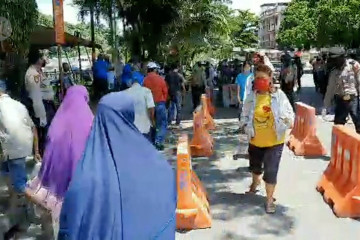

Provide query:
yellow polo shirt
left=250, top=94, right=285, bottom=147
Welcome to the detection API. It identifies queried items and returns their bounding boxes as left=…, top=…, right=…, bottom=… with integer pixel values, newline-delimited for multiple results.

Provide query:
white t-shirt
left=125, top=83, right=155, bottom=134
left=0, top=94, right=34, bottom=160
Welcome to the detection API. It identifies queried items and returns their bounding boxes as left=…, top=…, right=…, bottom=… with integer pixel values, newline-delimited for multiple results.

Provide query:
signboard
left=53, top=0, right=65, bottom=45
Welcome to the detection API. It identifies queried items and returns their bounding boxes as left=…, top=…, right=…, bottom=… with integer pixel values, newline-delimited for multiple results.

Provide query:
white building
left=258, top=2, right=289, bottom=49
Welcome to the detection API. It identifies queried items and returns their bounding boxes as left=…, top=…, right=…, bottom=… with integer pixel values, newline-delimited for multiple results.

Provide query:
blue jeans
left=168, top=92, right=182, bottom=124
left=155, top=102, right=168, bottom=145
left=1, top=157, right=27, bottom=193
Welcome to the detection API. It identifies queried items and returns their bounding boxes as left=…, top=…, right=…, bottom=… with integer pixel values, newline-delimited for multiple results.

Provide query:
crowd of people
left=1, top=44, right=360, bottom=239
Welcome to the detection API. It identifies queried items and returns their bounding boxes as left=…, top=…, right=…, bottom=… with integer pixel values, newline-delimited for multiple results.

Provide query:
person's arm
left=237, top=85, right=242, bottom=104
left=146, top=90, right=156, bottom=126
left=278, top=90, right=295, bottom=127
left=162, top=79, right=168, bottom=100
left=32, top=126, right=41, bottom=161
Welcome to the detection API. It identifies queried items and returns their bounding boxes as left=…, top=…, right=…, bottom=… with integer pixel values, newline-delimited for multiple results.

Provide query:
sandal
left=265, top=199, right=276, bottom=214
left=245, top=182, right=260, bottom=194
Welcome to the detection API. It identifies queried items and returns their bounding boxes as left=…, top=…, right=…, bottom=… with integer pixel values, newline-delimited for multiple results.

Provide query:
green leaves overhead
left=0, top=0, right=38, bottom=53
left=278, top=0, right=360, bottom=49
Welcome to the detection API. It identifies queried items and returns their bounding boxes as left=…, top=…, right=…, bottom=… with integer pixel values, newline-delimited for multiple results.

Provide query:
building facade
left=258, top=2, right=289, bottom=49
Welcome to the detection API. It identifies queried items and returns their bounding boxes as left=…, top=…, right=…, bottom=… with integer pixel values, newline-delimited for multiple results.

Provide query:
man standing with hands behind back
left=144, top=62, right=168, bottom=150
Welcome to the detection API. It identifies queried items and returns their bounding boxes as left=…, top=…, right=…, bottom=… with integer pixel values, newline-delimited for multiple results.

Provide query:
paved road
left=173, top=74, right=360, bottom=240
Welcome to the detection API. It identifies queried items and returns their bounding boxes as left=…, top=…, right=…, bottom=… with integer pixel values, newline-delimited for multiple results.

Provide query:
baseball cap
left=147, top=62, right=158, bottom=69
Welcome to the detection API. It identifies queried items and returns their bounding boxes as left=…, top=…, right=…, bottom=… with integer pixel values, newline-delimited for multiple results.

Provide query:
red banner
left=53, top=0, right=65, bottom=45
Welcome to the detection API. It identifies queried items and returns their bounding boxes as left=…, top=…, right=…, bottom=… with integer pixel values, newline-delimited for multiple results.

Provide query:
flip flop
left=265, top=199, right=276, bottom=214
left=245, top=182, right=260, bottom=194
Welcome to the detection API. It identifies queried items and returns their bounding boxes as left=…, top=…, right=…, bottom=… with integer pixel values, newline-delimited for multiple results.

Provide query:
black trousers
left=191, top=85, right=205, bottom=110
left=334, top=95, right=360, bottom=133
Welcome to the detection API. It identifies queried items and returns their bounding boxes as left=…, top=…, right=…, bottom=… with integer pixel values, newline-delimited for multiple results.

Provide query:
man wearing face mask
left=24, top=49, right=56, bottom=155
left=323, top=47, right=360, bottom=133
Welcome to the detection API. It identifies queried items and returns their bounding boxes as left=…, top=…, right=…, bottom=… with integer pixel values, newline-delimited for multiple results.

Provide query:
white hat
left=329, top=47, right=346, bottom=57
left=147, top=62, right=158, bottom=69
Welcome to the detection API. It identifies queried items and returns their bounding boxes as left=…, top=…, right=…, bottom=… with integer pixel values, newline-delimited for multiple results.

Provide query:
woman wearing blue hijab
left=58, top=92, right=176, bottom=240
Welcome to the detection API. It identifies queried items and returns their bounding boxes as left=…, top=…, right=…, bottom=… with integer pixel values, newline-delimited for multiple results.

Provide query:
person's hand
left=40, top=118, right=47, bottom=127
left=282, top=117, right=290, bottom=125
left=34, top=152, right=41, bottom=162
left=321, top=108, right=327, bottom=118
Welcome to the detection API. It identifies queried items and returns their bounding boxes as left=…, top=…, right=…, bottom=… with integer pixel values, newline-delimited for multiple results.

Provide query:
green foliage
left=277, top=0, right=317, bottom=49
left=0, top=0, right=39, bottom=53
left=278, top=0, right=360, bottom=49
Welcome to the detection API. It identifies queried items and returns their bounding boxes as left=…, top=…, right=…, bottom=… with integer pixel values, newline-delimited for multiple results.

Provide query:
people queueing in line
left=0, top=80, right=41, bottom=239
left=26, top=86, right=94, bottom=238
left=125, top=71, right=155, bottom=142
left=165, top=63, right=186, bottom=126
left=143, top=62, right=168, bottom=150
left=93, top=54, right=110, bottom=99
left=240, top=64, right=294, bottom=214
left=24, top=49, right=56, bottom=156
left=323, top=47, right=360, bottom=134
left=58, top=92, right=176, bottom=240
left=190, top=62, right=206, bottom=110
left=236, top=61, right=254, bottom=120
left=280, top=54, right=297, bottom=111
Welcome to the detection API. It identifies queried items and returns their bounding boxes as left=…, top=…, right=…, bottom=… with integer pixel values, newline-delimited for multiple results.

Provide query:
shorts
left=1, top=157, right=27, bottom=193
left=248, top=144, right=284, bottom=184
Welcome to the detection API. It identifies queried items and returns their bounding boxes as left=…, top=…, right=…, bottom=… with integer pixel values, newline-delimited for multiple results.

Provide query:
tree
left=277, top=0, right=318, bottom=49
left=0, top=0, right=38, bottom=53
left=278, top=0, right=360, bottom=49
left=316, top=0, right=360, bottom=48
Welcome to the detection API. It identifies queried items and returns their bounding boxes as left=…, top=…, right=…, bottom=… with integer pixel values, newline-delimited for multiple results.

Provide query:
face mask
left=254, top=78, right=270, bottom=92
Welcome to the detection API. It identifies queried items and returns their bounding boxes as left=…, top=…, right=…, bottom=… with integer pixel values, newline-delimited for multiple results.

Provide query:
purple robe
left=27, top=85, right=94, bottom=221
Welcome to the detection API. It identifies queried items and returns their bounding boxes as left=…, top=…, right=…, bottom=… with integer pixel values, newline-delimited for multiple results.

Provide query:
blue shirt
left=236, top=72, right=253, bottom=101
left=122, top=64, right=133, bottom=87
left=93, top=60, right=109, bottom=80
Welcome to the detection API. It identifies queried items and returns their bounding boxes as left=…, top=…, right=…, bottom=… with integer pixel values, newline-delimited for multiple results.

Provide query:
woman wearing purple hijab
left=27, top=86, right=94, bottom=223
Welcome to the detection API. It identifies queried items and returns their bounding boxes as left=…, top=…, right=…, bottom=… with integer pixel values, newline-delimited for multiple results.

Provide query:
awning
left=30, top=25, right=102, bottom=49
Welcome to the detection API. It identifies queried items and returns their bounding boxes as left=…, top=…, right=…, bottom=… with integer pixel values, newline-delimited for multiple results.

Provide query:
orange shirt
left=144, top=72, right=168, bottom=103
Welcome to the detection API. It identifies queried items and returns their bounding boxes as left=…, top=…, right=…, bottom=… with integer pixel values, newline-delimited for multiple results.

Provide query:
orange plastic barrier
left=287, top=102, right=327, bottom=156
left=176, top=135, right=212, bottom=230
left=190, top=110, right=214, bottom=157
left=316, top=125, right=360, bottom=218
left=205, top=88, right=215, bottom=117
left=201, top=94, right=215, bottom=131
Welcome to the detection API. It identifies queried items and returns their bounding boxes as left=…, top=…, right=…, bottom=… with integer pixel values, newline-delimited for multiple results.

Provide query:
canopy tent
left=30, top=25, right=102, bottom=49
